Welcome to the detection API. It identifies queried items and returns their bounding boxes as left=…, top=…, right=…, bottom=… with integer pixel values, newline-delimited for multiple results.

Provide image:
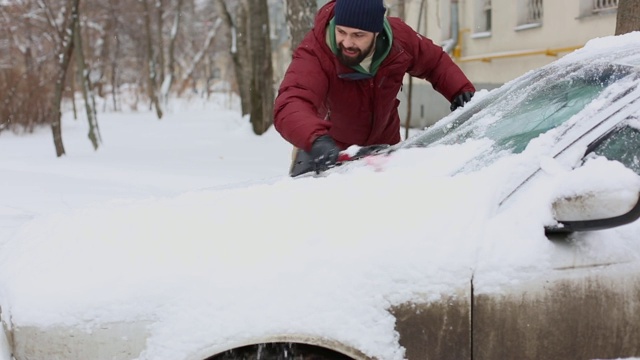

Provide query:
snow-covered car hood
left=2, top=139, right=640, bottom=359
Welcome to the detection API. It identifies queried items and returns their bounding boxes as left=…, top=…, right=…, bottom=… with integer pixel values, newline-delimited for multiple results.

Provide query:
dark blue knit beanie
left=334, top=0, right=386, bottom=33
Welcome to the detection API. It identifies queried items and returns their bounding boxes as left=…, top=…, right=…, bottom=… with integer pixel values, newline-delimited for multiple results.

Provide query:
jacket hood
left=313, top=0, right=337, bottom=40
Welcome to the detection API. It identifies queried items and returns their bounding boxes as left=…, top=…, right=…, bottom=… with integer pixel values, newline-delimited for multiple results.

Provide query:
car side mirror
left=545, top=189, right=640, bottom=234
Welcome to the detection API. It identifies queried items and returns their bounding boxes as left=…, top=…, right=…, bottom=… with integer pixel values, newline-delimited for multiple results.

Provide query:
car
left=385, top=34, right=640, bottom=360
left=2, top=33, right=640, bottom=360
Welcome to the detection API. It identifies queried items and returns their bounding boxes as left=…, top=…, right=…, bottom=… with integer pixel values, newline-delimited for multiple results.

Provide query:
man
left=274, top=0, right=475, bottom=175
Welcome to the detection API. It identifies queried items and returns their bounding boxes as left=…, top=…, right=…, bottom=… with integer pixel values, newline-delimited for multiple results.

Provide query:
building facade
left=396, top=0, right=619, bottom=127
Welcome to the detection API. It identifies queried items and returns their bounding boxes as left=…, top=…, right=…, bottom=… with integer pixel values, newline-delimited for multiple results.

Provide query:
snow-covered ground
left=0, top=95, right=296, bottom=359
left=2, top=33, right=640, bottom=360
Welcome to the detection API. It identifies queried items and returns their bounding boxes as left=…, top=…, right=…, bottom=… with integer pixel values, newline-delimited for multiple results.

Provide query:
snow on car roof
left=557, top=31, right=640, bottom=67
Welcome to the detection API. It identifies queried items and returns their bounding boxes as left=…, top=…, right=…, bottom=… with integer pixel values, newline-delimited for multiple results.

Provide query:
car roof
left=556, top=37, right=640, bottom=69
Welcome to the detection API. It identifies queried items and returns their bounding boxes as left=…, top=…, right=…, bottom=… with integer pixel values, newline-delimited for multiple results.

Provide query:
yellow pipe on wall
left=450, top=28, right=582, bottom=62
left=454, top=45, right=584, bottom=63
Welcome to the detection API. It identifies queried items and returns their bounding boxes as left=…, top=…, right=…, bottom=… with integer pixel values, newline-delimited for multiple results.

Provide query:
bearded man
left=274, top=0, right=476, bottom=174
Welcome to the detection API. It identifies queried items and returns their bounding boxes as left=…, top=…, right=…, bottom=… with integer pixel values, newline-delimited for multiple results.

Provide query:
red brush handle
left=337, top=152, right=352, bottom=162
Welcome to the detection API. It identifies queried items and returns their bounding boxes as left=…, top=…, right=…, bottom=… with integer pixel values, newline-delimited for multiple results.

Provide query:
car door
left=391, top=281, right=472, bottom=360
left=472, top=120, right=640, bottom=360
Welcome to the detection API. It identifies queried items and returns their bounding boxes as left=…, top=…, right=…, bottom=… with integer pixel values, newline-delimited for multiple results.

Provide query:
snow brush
left=289, top=144, right=390, bottom=177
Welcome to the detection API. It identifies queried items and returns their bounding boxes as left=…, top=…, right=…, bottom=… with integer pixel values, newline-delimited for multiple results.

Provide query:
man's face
left=335, top=25, right=376, bottom=67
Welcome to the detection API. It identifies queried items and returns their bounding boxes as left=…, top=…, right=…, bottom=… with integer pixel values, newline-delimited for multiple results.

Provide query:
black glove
left=450, top=91, right=474, bottom=111
left=310, top=135, right=340, bottom=173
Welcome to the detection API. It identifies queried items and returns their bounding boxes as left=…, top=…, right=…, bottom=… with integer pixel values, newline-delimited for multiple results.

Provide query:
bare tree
left=141, top=0, right=163, bottom=119
left=164, top=0, right=185, bottom=98
left=108, top=0, right=122, bottom=111
left=0, top=2, right=48, bottom=133
left=1, top=0, right=249, bottom=150
left=156, top=0, right=166, bottom=86
left=73, top=7, right=101, bottom=149
left=234, top=2, right=251, bottom=116
left=249, top=0, right=275, bottom=135
left=216, top=0, right=251, bottom=116
left=50, top=0, right=81, bottom=157
left=88, top=0, right=113, bottom=102
left=615, top=0, right=640, bottom=35
left=0, top=0, right=100, bottom=153
left=177, top=18, right=222, bottom=93
left=284, top=0, right=316, bottom=51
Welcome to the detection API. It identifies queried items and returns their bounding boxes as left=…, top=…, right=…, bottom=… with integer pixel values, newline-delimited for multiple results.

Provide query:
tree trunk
left=615, top=0, right=640, bottom=35
left=235, top=2, right=252, bottom=117
left=165, top=0, right=185, bottom=97
left=216, top=0, right=252, bottom=116
left=109, top=0, right=121, bottom=111
left=177, top=18, right=221, bottom=94
left=74, top=13, right=101, bottom=150
left=284, top=0, right=316, bottom=51
left=142, top=0, right=163, bottom=119
left=95, top=0, right=114, bottom=100
left=51, top=0, right=80, bottom=157
left=249, top=0, right=274, bottom=135
left=70, top=66, right=78, bottom=120
left=156, top=0, right=166, bottom=86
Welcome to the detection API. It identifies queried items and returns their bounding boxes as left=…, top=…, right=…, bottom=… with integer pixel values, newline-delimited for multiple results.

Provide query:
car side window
left=586, top=122, right=640, bottom=175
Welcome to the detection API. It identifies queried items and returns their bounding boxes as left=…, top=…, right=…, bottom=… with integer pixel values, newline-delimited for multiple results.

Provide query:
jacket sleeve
left=394, top=19, right=475, bottom=102
left=273, top=39, right=332, bottom=152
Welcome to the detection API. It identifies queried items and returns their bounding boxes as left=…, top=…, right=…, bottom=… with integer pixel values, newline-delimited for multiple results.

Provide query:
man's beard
left=336, top=39, right=375, bottom=67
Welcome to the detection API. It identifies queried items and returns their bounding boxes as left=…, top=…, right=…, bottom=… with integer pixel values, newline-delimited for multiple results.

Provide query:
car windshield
left=401, top=63, right=634, bottom=156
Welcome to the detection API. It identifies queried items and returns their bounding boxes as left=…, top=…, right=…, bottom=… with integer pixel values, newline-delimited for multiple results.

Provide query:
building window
left=516, top=0, right=543, bottom=29
left=474, top=0, right=492, bottom=34
left=528, top=0, right=543, bottom=23
left=593, top=0, right=618, bottom=13
left=483, top=0, right=492, bottom=31
left=578, top=0, right=618, bottom=17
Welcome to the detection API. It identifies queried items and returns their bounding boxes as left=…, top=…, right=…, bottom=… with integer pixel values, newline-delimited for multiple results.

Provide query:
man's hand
left=450, top=91, right=475, bottom=111
left=310, top=135, right=340, bottom=173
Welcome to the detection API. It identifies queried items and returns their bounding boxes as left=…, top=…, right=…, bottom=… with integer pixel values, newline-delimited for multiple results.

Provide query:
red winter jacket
left=273, top=0, right=475, bottom=152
